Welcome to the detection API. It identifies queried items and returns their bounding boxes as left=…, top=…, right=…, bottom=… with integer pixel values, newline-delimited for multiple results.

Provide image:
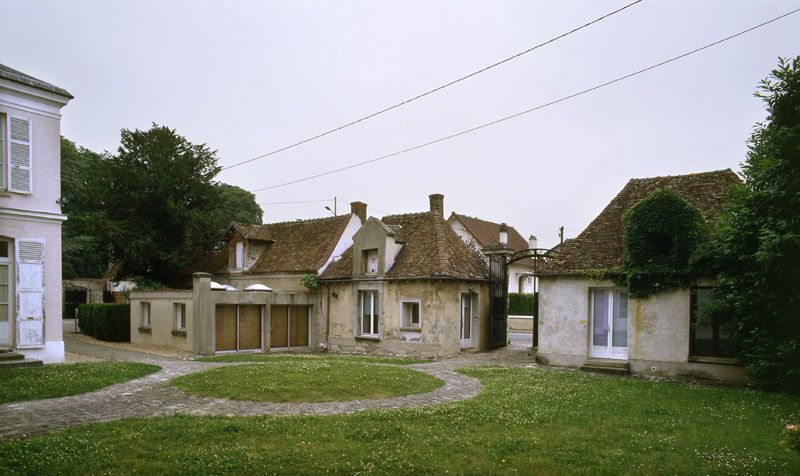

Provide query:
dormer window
left=363, top=249, right=378, bottom=275
left=235, top=241, right=244, bottom=269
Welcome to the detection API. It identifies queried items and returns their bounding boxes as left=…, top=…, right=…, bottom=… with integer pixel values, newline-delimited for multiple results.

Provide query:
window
left=690, top=287, right=734, bottom=358
left=1, top=115, right=32, bottom=194
left=0, top=114, right=5, bottom=190
left=141, top=302, right=151, bottom=327
left=360, top=291, right=379, bottom=336
left=174, top=303, right=186, bottom=330
left=0, top=239, right=10, bottom=347
left=401, top=300, right=421, bottom=328
left=235, top=241, right=244, bottom=269
left=362, top=249, right=378, bottom=275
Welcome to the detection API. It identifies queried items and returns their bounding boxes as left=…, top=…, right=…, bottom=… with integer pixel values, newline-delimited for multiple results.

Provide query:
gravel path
left=0, top=326, right=533, bottom=441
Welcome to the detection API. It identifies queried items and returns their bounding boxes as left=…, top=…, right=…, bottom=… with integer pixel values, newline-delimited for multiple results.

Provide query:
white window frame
left=400, top=299, right=421, bottom=329
left=141, top=302, right=151, bottom=327
left=235, top=241, right=244, bottom=269
left=363, top=249, right=378, bottom=275
left=359, top=290, right=379, bottom=337
left=174, top=303, right=186, bottom=330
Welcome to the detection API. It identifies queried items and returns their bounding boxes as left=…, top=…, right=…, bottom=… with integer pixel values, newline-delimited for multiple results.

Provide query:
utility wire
left=259, top=199, right=333, bottom=205
left=252, top=8, right=799, bottom=193
left=221, top=0, right=644, bottom=171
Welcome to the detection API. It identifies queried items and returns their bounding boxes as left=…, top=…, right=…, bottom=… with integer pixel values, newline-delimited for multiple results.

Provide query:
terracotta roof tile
left=450, top=213, right=535, bottom=266
left=541, top=169, right=741, bottom=275
left=320, top=212, right=488, bottom=281
left=213, top=215, right=352, bottom=275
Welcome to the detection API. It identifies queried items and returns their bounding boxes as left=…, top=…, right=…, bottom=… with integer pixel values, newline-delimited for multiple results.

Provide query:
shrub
left=782, top=424, right=800, bottom=453
left=508, top=293, right=537, bottom=316
left=78, top=303, right=131, bottom=342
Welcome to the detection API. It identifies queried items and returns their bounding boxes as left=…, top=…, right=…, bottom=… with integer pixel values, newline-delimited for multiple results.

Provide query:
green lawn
left=197, top=353, right=432, bottom=365
left=0, top=362, right=160, bottom=404
left=1, top=367, right=799, bottom=475
left=173, top=359, right=443, bottom=402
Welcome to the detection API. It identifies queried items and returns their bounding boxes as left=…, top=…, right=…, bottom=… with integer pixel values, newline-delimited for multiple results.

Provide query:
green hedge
left=78, top=304, right=131, bottom=342
left=508, top=293, right=537, bottom=316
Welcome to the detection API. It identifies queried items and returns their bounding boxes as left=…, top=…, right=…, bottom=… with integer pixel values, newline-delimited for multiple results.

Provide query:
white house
left=0, top=64, right=72, bottom=363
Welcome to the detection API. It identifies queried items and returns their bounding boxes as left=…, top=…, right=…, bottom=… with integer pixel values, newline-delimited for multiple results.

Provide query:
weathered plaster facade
left=537, top=276, right=747, bottom=383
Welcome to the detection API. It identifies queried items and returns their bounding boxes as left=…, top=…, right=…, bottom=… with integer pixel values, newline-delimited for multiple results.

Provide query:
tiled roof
left=541, top=169, right=741, bottom=275
left=320, top=211, right=489, bottom=281
left=227, top=222, right=272, bottom=242
left=0, top=63, right=73, bottom=98
left=450, top=213, right=535, bottom=266
left=213, top=215, right=352, bottom=274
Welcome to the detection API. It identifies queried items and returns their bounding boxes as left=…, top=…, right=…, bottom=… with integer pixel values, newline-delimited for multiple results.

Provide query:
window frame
left=400, top=298, right=422, bottom=329
left=141, top=302, right=151, bottom=328
left=689, top=286, right=734, bottom=359
left=362, top=249, right=378, bottom=275
left=234, top=241, right=245, bottom=269
left=359, top=290, right=380, bottom=337
left=174, top=303, right=186, bottom=330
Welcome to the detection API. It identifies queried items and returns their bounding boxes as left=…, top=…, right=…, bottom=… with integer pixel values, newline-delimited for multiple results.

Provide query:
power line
left=221, top=0, right=644, bottom=171
left=251, top=8, right=799, bottom=193
left=259, top=198, right=333, bottom=205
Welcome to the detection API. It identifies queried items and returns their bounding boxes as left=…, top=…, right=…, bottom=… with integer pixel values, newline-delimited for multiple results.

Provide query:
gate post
left=192, top=272, right=215, bottom=355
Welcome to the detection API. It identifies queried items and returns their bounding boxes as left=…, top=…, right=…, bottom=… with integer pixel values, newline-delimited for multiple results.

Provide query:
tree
left=711, top=57, right=800, bottom=392
left=100, top=124, right=223, bottom=282
left=214, top=183, right=263, bottom=229
left=60, top=137, right=108, bottom=278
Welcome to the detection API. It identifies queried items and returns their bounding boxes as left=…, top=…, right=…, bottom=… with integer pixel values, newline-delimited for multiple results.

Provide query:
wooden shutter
left=9, top=116, right=32, bottom=194
left=16, top=239, right=45, bottom=348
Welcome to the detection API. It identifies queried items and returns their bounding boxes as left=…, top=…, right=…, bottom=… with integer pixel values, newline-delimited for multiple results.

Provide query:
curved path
left=0, top=328, right=531, bottom=441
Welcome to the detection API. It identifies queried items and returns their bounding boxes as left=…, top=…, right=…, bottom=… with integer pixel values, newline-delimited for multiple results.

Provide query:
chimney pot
left=528, top=235, right=538, bottom=250
left=429, top=193, right=444, bottom=216
left=499, top=223, right=508, bottom=245
left=350, top=201, right=367, bottom=224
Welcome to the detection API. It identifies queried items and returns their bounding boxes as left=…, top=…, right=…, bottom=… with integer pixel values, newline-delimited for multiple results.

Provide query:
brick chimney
left=350, top=201, right=367, bottom=224
left=429, top=193, right=444, bottom=217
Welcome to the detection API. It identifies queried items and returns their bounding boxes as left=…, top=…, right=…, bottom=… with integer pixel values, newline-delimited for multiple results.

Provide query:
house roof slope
left=450, top=213, right=534, bottom=266
left=0, top=63, right=73, bottom=98
left=320, top=211, right=488, bottom=281
left=541, top=169, right=741, bottom=275
left=212, top=215, right=352, bottom=274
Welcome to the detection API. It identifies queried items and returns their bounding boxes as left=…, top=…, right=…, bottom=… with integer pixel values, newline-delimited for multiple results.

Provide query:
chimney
left=429, top=193, right=444, bottom=216
left=528, top=235, right=538, bottom=250
left=499, top=223, right=508, bottom=246
left=350, top=201, right=367, bottom=224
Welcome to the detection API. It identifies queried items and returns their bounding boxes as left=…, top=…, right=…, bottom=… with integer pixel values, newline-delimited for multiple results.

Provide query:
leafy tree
left=214, top=183, right=263, bottom=229
left=60, top=137, right=108, bottom=277
left=711, top=57, right=800, bottom=392
left=101, top=124, right=222, bottom=282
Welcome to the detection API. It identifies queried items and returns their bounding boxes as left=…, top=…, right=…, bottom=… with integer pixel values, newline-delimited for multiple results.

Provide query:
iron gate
left=488, top=254, right=508, bottom=349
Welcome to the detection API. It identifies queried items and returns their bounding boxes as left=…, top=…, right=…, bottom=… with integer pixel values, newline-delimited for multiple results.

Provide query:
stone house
left=319, top=194, right=491, bottom=357
left=536, top=169, right=747, bottom=383
left=448, top=209, right=537, bottom=294
left=0, top=64, right=72, bottom=363
left=131, top=202, right=366, bottom=353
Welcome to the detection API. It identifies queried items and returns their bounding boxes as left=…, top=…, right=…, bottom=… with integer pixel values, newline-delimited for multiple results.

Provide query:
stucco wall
left=323, top=280, right=489, bottom=357
left=537, top=275, right=747, bottom=384
left=130, top=291, right=194, bottom=352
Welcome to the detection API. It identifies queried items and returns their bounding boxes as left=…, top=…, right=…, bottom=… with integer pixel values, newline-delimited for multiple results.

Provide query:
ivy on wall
left=616, top=189, right=707, bottom=297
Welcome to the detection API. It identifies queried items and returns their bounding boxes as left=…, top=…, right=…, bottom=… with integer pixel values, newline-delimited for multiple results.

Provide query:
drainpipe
left=325, top=284, right=331, bottom=352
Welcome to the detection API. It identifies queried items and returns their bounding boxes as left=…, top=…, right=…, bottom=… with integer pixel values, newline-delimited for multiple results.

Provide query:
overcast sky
left=2, top=0, right=798, bottom=247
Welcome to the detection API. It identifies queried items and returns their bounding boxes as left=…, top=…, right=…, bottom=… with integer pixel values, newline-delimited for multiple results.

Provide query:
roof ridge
left=264, top=214, right=349, bottom=227
left=629, top=168, right=736, bottom=182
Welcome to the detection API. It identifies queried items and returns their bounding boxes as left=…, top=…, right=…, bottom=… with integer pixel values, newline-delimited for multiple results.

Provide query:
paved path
left=0, top=325, right=533, bottom=441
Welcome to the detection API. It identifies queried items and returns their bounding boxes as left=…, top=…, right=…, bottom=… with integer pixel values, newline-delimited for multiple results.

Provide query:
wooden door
left=270, top=305, right=288, bottom=348
left=239, top=305, right=262, bottom=350
left=215, top=305, right=237, bottom=351
left=289, top=305, right=309, bottom=347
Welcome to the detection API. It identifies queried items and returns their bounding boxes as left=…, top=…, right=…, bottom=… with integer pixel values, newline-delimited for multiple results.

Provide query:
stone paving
left=0, top=326, right=534, bottom=441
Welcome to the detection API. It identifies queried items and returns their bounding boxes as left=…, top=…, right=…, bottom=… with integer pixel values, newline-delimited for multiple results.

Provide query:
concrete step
left=0, top=351, right=27, bottom=362
left=580, top=359, right=631, bottom=376
left=0, top=358, right=43, bottom=368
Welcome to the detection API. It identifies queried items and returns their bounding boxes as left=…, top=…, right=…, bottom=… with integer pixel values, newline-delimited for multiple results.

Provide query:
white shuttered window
left=9, top=116, right=32, bottom=194
left=16, top=239, right=45, bottom=348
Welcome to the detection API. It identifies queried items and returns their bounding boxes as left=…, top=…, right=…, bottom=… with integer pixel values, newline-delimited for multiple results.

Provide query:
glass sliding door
left=590, top=289, right=628, bottom=359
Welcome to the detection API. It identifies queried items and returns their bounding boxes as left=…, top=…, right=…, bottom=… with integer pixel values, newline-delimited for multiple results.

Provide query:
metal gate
left=64, top=288, right=87, bottom=319
left=488, top=254, right=508, bottom=349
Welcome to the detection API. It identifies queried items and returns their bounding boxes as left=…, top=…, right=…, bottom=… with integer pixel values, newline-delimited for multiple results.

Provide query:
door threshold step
left=581, top=359, right=630, bottom=376
left=0, top=351, right=27, bottom=362
left=0, top=359, right=43, bottom=368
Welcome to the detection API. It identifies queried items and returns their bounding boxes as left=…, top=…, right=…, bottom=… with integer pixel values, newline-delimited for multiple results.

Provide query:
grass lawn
left=1, top=367, right=799, bottom=475
left=197, top=353, right=432, bottom=365
left=172, top=358, right=443, bottom=402
left=0, top=362, right=160, bottom=404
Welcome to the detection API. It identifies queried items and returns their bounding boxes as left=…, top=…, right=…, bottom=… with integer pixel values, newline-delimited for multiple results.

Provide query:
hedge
left=77, top=303, right=131, bottom=342
left=508, top=293, right=537, bottom=316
